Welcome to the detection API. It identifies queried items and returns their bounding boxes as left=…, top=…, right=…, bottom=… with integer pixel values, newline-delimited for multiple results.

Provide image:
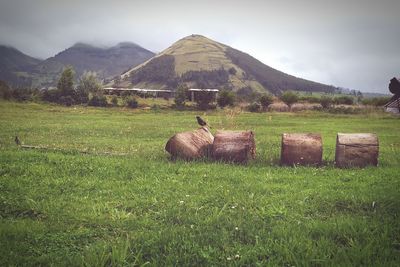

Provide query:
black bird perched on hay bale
left=15, top=136, right=21, bottom=146
left=196, top=116, right=211, bottom=128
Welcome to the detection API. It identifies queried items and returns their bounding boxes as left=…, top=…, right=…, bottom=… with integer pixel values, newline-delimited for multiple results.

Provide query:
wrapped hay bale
left=211, top=131, right=256, bottom=163
left=268, top=103, right=289, bottom=112
left=165, top=127, right=214, bottom=160
left=281, top=133, right=322, bottom=166
left=291, top=103, right=307, bottom=112
left=335, top=133, right=379, bottom=168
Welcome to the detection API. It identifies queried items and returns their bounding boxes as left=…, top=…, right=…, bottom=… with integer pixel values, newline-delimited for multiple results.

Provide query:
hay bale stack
left=165, top=127, right=214, bottom=160
left=335, top=133, right=379, bottom=168
left=281, top=133, right=323, bottom=166
left=211, top=131, right=256, bottom=163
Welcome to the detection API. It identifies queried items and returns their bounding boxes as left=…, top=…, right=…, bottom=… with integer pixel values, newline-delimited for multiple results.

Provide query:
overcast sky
left=0, top=0, right=399, bottom=93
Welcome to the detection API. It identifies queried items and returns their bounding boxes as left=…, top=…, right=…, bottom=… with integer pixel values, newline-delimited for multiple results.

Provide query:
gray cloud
left=0, top=0, right=399, bottom=93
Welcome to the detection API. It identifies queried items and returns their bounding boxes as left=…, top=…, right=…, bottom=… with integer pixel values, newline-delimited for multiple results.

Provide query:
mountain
left=119, top=35, right=337, bottom=94
left=30, top=42, right=155, bottom=87
left=0, top=45, right=42, bottom=86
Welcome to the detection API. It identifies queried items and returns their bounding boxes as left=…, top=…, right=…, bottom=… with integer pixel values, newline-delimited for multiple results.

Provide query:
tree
left=259, top=94, right=273, bottom=111
left=280, top=91, right=298, bottom=110
left=320, top=96, right=333, bottom=109
left=57, top=66, right=75, bottom=98
left=0, top=80, right=11, bottom=100
left=77, top=71, right=102, bottom=103
left=196, top=91, right=214, bottom=110
left=174, top=84, right=188, bottom=109
left=217, top=90, right=235, bottom=108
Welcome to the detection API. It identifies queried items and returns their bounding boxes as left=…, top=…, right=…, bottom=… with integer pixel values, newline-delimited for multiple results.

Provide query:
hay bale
left=335, top=133, right=379, bottom=168
left=281, top=133, right=322, bottom=166
left=211, top=131, right=256, bottom=163
left=165, top=127, right=214, bottom=160
left=268, top=103, right=289, bottom=112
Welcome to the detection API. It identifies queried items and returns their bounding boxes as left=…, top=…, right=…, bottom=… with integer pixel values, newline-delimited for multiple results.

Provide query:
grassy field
left=0, top=101, right=399, bottom=266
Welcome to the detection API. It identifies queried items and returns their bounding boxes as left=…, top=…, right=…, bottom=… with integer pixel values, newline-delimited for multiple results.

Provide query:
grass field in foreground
left=0, top=101, right=399, bottom=266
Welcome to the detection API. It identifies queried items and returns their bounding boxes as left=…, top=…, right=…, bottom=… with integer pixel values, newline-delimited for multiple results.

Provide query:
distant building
left=188, top=88, right=219, bottom=102
left=384, top=95, right=400, bottom=114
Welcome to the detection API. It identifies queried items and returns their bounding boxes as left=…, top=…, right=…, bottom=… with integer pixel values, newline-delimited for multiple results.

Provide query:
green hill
left=31, top=42, right=155, bottom=87
left=120, top=35, right=337, bottom=94
left=0, top=45, right=42, bottom=86
left=0, top=43, right=155, bottom=88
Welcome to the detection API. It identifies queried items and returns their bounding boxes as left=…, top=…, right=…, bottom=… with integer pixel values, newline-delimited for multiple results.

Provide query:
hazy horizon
left=0, top=0, right=399, bottom=93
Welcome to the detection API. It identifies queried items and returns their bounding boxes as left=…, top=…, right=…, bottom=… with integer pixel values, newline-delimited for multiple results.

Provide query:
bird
left=196, top=116, right=211, bottom=128
left=15, top=136, right=21, bottom=146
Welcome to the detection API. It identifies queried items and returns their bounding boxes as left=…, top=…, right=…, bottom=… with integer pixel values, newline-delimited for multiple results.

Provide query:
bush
left=111, top=96, right=119, bottom=106
left=299, top=95, right=321, bottom=103
left=334, top=96, right=354, bottom=105
left=0, top=80, right=11, bottom=100
left=280, top=91, right=299, bottom=109
left=259, top=94, right=274, bottom=110
left=236, top=87, right=261, bottom=102
left=59, top=95, right=74, bottom=106
left=247, top=102, right=261, bottom=112
left=327, top=106, right=362, bottom=114
left=88, top=95, right=108, bottom=107
left=125, top=96, right=138, bottom=109
left=361, top=97, right=391, bottom=106
left=174, top=84, right=188, bottom=109
left=196, top=91, right=214, bottom=110
left=320, top=96, right=333, bottom=109
left=217, top=90, right=235, bottom=108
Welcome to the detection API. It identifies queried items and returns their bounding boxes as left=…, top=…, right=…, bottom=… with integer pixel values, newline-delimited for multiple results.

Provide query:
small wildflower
left=227, top=257, right=232, bottom=261
left=235, top=254, right=240, bottom=259
left=179, top=200, right=184, bottom=204
left=190, top=224, right=194, bottom=229
left=235, top=227, right=239, bottom=231
left=186, top=194, right=190, bottom=197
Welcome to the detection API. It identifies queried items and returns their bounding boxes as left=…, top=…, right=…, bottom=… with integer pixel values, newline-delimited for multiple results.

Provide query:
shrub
left=236, top=87, right=261, bottom=102
left=111, top=96, right=118, bottom=106
left=361, top=97, right=391, bottom=106
left=217, top=90, right=235, bottom=108
left=280, top=91, right=299, bottom=110
left=88, top=95, right=108, bottom=107
left=196, top=91, right=214, bottom=110
left=174, top=84, right=188, bottom=109
left=247, top=102, right=261, bottom=112
left=125, top=96, right=138, bottom=109
left=59, top=95, right=74, bottom=106
left=320, top=96, right=333, bottom=109
left=151, top=104, right=161, bottom=112
left=299, top=95, right=321, bottom=103
left=259, top=94, right=274, bottom=110
left=327, top=106, right=362, bottom=114
left=0, top=80, right=11, bottom=100
left=334, top=96, right=354, bottom=105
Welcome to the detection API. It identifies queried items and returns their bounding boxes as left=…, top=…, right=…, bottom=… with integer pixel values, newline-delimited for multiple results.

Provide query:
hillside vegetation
left=122, top=35, right=337, bottom=94
left=0, top=101, right=399, bottom=266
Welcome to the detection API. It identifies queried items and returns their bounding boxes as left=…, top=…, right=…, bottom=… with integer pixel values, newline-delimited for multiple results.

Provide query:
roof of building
left=384, top=95, right=400, bottom=108
left=103, top=87, right=172, bottom=92
left=188, top=88, right=219, bottom=92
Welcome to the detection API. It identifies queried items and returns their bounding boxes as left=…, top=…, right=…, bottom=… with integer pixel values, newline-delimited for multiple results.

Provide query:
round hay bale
left=281, top=133, right=323, bottom=166
left=165, top=127, right=214, bottom=160
left=211, top=131, right=256, bottom=163
left=268, top=103, right=289, bottom=112
left=335, top=133, right=379, bottom=168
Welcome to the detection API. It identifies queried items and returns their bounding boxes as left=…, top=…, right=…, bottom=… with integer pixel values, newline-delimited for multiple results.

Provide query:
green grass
left=0, top=101, right=399, bottom=266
